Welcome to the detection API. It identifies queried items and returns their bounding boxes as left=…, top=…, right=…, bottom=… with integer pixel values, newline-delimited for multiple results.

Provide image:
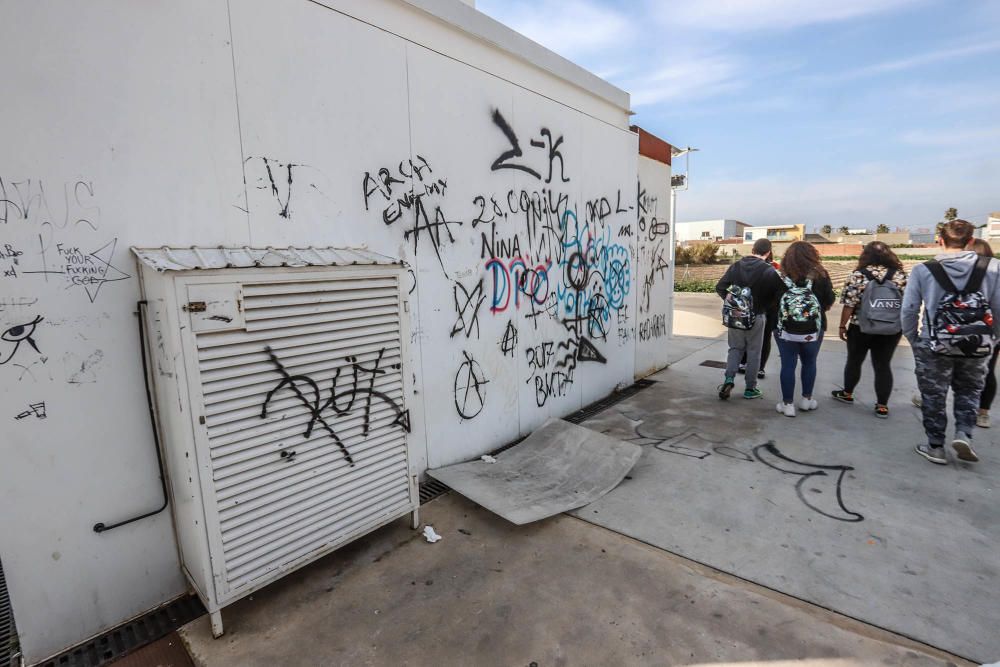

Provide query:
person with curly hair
left=831, top=242, right=907, bottom=418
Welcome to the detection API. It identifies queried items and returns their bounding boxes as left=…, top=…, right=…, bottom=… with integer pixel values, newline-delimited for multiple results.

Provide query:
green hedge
left=674, top=278, right=718, bottom=293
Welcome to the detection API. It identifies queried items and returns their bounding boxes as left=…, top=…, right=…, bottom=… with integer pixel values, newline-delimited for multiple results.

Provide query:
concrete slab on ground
left=572, top=337, right=998, bottom=663
left=427, top=418, right=641, bottom=524
left=180, top=494, right=967, bottom=667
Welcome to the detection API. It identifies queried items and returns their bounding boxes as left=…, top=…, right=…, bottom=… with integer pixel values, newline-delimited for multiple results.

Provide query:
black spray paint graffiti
left=260, top=346, right=411, bottom=467
left=0, top=315, right=43, bottom=365
left=753, top=442, right=864, bottom=523
left=626, top=423, right=863, bottom=522
left=454, top=351, right=488, bottom=419
left=500, top=320, right=518, bottom=357
left=450, top=279, right=485, bottom=339
left=362, top=156, right=460, bottom=276
left=0, top=177, right=100, bottom=230
left=14, top=401, right=46, bottom=420
left=489, top=110, right=570, bottom=184
left=244, top=157, right=297, bottom=219
left=21, top=236, right=131, bottom=302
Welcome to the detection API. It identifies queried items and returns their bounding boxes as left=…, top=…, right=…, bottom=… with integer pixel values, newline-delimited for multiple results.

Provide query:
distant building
left=742, top=224, right=806, bottom=243
left=986, top=212, right=1000, bottom=241
left=675, top=219, right=749, bottom=243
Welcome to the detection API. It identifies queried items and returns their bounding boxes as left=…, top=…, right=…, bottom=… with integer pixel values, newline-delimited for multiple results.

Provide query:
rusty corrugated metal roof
left=131, top=246, right=401, bottom=272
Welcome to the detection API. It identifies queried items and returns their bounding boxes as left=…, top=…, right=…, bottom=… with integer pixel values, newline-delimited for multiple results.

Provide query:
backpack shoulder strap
left=924, top=259, right=959, bottom=294
left=966, top=254, right=991, bottom=293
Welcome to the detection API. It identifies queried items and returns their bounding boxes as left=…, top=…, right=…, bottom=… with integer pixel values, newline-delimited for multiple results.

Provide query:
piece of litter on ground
left=422, top=525, right=442, bottom=543
left=480, top=454, right=497, bottom=463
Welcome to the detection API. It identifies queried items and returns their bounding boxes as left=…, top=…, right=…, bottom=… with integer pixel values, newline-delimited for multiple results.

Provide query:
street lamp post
left=668, top=146, right=698, bottom=338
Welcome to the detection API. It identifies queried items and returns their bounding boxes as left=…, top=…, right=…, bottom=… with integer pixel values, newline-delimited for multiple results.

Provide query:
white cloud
left=626, top=55, right=744, bottom=106
left=477, top=0, right=633, bottom=62
left=662, top=0, right=922, bottom=33
left=814, top=40, right=1000, bottom=83
left=900, top=126, right=1000, bottom=147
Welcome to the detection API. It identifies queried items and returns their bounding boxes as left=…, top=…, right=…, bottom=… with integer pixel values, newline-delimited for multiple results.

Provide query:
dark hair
left=857, top=241, right=903, bottom=272
left=941, top=219, right=975, bottom=249
left=781, top=241, right=828, bottom=282
left=969, top=238, right=994, bottom=258
left=751, top=238, right=772, bottom=257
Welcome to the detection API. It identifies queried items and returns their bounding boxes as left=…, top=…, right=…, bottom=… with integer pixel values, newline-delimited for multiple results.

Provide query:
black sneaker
left=832, top=390, right=854, bottom=404
left=737, top=364, right=747, bottom=375
left=757, top=369, right=766, bottom=379
left=718, top=378, right=735, bottom=400
left=914, top=444, right=947, bottom=465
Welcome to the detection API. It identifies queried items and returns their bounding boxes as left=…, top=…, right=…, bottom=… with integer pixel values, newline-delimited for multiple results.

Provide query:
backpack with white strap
left=857, top=268, right=903, bottom=335
left=721, top=263, right=756, bottom=330
left=778, top=276, right=822, bottom=341
left=924, top=255, right=995, bottom=357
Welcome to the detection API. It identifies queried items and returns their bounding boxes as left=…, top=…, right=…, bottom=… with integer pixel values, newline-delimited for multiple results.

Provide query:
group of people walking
left=715, top=219, right=999, bottom=465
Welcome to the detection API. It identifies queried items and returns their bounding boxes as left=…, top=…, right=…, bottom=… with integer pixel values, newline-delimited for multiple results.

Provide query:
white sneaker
left=776, top=402, right=796, bottom=417
left=798, top=397, right=818, bottom=411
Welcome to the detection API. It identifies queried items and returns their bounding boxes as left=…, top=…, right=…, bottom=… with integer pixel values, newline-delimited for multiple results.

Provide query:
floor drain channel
left=565, top=378, right=656, bottom=424
left=40, top=595, right=205, bottom=667
left=419, top=479, right=451, bottom=504
left=699, top=360, right=728, bottom=369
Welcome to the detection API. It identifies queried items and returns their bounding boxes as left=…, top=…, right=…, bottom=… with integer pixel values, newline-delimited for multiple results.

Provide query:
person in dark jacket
left=715, top=239, right=786, bottom=400
left=831, top=241, right=908, bottom=418
left=773, top=241, right=836, bottom=417
left=739, top=247, right=781, bottom=379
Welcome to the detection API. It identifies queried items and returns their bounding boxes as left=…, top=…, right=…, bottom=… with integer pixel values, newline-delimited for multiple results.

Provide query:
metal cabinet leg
left=210, top=610, right=224, bottom=638
left=410, top=507, right=420, bottom=530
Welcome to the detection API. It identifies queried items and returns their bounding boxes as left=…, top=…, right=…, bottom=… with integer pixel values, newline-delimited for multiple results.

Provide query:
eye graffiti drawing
left=0, top=315, right=44, bottom=365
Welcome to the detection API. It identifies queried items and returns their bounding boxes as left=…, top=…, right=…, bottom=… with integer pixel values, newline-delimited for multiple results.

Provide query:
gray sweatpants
left=726, top=314, right=766, bottom=390
left=912, top=346, right=988, bottom=445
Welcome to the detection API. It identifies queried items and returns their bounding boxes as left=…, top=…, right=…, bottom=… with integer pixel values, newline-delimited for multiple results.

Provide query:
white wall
left=675, top=219, right=743, bottom=243
left=0, top=0, right=641, bottom=662
left=634, top=156, right=672, bottom=377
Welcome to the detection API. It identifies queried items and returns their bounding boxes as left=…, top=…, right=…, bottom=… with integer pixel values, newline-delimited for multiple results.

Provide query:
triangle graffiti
left=576, top=336, right=607, bottom=364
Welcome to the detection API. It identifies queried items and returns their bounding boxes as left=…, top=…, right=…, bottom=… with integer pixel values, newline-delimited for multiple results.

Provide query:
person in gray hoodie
left=902, top=220, right=1000, bottom=465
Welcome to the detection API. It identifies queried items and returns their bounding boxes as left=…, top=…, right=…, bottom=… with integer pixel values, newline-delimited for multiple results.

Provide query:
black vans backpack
left=925, top=255, right=995, bottom=357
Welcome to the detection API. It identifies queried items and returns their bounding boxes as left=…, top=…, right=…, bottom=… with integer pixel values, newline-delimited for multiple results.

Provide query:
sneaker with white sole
left=776, top=402, right=796, bottom=417
left=951, top=435, right=979, bottom=462
left=977, top=412, right=991, bottom=428
left=914, top=444, right=947, bottom=465
left=798, top=397, right=818, bottom=411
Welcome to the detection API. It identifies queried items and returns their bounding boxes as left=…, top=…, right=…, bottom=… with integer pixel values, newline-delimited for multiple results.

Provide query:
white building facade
left=0, top=1, right=675, bottom=663
left=674, top=219, right=747, bottom=243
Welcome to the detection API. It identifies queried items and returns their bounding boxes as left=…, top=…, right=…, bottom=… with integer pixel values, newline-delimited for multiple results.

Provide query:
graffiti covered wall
left=634, top=154, right=674, bottom=377
left=0, top=0, right=647, bottom=662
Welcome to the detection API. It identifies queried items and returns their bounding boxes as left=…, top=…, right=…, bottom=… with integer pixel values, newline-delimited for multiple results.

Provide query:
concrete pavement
left=180, top=493, right=968, bottom=666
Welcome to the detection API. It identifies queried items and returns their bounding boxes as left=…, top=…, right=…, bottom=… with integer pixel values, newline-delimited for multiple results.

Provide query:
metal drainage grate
left=419, top=478, right=451, bottom=505
left=1, top=558, right=17, bottom=667
left=41, top=595, right=205, bottom=667
left=699, top=360, right=728, bottom=369
left=565, top=378, right=656, bottom=424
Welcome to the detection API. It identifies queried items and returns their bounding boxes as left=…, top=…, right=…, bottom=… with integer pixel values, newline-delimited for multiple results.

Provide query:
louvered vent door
left=192, top=274, right=413, bottom=595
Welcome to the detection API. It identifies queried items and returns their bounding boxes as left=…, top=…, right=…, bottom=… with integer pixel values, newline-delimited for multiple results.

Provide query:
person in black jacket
left=715, top=239, right=786, bottom=400
left=773, top=241, right=836, bottom=417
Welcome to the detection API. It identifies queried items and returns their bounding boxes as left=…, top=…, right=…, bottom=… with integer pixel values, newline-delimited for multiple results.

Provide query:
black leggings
left=843, top=325, right=902, bottom=405
left=742, top=310, right=777, bottom=370
left=980, top=346, right=1000, bottom=410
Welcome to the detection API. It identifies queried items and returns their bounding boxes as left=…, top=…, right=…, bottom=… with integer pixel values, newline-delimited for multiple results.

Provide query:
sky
left=476, top=0, right=1000, bottom=231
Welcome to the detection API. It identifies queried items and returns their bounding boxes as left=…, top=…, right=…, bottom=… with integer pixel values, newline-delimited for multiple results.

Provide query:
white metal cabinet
left=133, top=247, right=419, bottom=636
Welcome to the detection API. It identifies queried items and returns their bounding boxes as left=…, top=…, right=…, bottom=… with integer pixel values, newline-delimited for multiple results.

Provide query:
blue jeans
left=775, top=333, right=823, bottom=403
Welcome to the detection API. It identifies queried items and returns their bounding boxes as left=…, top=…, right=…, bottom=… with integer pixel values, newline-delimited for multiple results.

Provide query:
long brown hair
left=781, top=241, right=828, bottom=282
left=969, top=238, right=994, bottom=258
left=857, top=241, right=903, bottom=272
